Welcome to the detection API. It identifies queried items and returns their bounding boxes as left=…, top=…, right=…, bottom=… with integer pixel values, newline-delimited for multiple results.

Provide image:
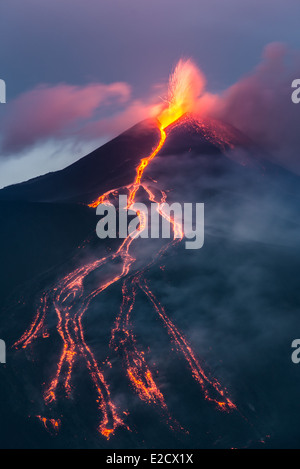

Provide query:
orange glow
left=158, top=59, right=206, bottom=130
left=15, top=59, right=237, bottom=439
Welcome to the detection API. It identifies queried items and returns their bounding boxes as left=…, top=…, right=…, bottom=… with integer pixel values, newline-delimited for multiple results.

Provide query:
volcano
left=0, top=114, right=250, bottom=204
left=1, top=113, right=300, bottom=449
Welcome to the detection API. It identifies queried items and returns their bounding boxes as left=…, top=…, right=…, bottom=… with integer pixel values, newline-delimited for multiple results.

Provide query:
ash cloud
left=208, top=43, right=300, bottom=174
left=0, top=82, right=131, bottom=155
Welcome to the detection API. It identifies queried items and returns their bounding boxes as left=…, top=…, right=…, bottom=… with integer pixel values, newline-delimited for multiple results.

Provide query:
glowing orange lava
left=15, top=59, right=236, bottom=439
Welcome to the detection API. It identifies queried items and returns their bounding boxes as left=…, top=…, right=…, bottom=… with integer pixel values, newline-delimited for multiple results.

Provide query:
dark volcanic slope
left=0, top=119, right=161, bottom=204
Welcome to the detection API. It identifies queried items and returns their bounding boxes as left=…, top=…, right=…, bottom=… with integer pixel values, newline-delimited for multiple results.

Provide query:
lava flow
left=14, top=59, right=236, bottom=439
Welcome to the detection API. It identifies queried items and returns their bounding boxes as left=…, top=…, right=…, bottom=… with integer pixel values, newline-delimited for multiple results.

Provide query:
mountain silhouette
left=1, top=114, right=300, bottom=449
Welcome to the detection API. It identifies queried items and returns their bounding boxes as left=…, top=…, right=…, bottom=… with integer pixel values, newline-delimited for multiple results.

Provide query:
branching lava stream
left=14, top=60, right=237, bottom=439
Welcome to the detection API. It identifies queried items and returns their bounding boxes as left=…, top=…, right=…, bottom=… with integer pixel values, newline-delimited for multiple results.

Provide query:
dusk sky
left=1, top=0, right=300, bottom=187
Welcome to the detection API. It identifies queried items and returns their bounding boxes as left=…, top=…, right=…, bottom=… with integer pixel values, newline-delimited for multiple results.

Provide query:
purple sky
left=1, top=0, right=300, bottom=187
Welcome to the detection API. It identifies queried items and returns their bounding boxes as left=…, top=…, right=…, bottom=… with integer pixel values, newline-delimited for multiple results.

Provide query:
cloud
left=0, top=82, right=131, bottom=154
left=208, top=43, right=300, bottom=173
left=0, top=138, right=103, bottom=189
